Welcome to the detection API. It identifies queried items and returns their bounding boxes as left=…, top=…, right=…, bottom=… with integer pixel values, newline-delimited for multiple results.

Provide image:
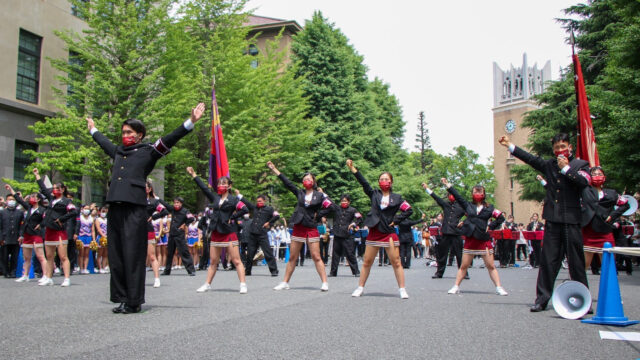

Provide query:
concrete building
left=0, top=0, right=87, bottom=192
left=244, top=15, right=302, bottom=68
left=492, top=53, right=551, bottom=223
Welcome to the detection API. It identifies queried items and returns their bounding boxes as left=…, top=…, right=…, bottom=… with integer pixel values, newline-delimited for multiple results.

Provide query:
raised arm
left=499, top=135, right=546, bottom=173
left=442, top=178, right=470, bottom=210
left=187, top=167, right=217, bottom=202
left=347, top=159, right=374, bottom=198
left=151, top=103, right=204, bottom=160
left=33, top=168, right=52, bottom=201
left=268, top=161, right=300, bottom=196
left=422, top=182, right=448, bottom=209
left=87, top=118, right=117, bottom=159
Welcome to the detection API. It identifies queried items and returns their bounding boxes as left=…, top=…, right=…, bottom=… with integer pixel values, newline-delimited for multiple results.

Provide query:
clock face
left=505, top=120, right=516, bottom=134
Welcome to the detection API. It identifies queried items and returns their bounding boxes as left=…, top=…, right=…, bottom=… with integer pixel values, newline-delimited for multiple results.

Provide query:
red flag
left=209, top=80, right=230, bottom=187
left=572, top=51, right=600, bottom=167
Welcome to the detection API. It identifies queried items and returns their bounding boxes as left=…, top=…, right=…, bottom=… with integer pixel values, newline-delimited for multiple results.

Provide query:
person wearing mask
left=267, top=161, right=333, bottom=291
left=94, top=206, right=109, bottom=274
left=499, top=215, right=517, bottom=268
left=87, top=102, right=204, bottom=314
left=439, top=178, right=507, bottom=296
left=423, top=183, right=467, bottom=279
left=161, top=197, right=196, bottom=276
left=398, top=213, right=426, bottom=269
left=33, top=169, right=77, bottom=286
left=145, top=181, right=168, bottom=288
left=0, top=189, right=25, bottom=278
left=9, top=186, right=47, bottom=283
left=187, top=167, right=248, bottom=294
left=75, top=204, right=95, bottom=274
left=526, top=213, right=544, bottom=268
left=324, top=194, right=363, bottom=277
left=347, top=160, right=413, bottom=299
left=499, top=133, right=590, bottom=312
left=237, top=193, right=280, bottom=277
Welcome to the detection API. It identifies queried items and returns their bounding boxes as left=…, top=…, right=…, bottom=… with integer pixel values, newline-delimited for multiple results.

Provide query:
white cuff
left=508, top=144, right=515, bottom=153
left=540, top=180, right=547, bottom=186
left=425, top=188, right=433, bottom=195
left=237, top=194, right=243, bottom=200
left=90, top=127, right=98, bottom=135
left=183, top=118, right=194, bottom=131
left=560, top=165, right=571, bottom=174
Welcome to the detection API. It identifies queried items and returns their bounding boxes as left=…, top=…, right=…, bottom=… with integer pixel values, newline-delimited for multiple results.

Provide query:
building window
left=67, top=51, right=85, bottom=110
left=16, top=29, right=42, bottom=104
left=14, top=140, right=38, bottom=181
left=510, top=177, right=514, bottom=190
left=510, top=202, right=514, bottom=218
left=90, top=178, right=106, bottom=205
left=248, top=44, right=259, bottom=68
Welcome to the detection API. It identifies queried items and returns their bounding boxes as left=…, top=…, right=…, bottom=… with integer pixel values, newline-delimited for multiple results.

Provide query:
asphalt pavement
left=1, top=258, right=639, bottom=359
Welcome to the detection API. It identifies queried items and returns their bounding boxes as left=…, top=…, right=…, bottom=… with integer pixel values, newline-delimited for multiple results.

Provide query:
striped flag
left=571, top=37, right=600, bottom=167
left=209, top=80, right=229, bottom=186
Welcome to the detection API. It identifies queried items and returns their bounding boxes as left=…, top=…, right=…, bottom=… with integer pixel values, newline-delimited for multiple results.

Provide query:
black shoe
left=328, top=273, right=337, bottom=277
left=188, top=272, right=196, bottom=276
left=353, top=272, right=360, bottom=277
left=464, top=274, right=470, bottom=280
left=245, top=272, right=251, bottom=276
left=432, top=274, right=443, bottom=279
left=587, top=307, right=594, bottom=315
left=271, top=272, right=279, bottom=277
left=112, top=303, right=125, bottom=314
left=161, top=271, right=170, bottom=276
left=592, top=270, right=600, bottom=275
left=530, top=303, right=546, bottom=312
left=378, top=263, right=382, bottom=267
left=122, top=304, right=141, bottom=314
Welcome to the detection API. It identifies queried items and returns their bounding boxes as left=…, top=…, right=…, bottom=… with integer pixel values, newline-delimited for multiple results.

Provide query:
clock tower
left=492, top=53, right=551, bottom=222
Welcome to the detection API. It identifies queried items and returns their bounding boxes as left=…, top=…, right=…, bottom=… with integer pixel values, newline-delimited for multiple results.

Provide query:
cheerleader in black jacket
left=440, top=178, right=508, bottom=296
left=187, top=167, right=249, bottom=294
left=6, top=185, right=47, bottom=283
left=267, top=161, right=333, bottom=291
left=581, top=167, right=629, bottom=270
left=347, top=160, right=412, bottom=299
left=33, top=168, right=78, bottom=287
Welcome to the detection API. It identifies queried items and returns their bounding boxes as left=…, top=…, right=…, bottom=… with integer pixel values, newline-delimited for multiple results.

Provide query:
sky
left=244, top=0, right=580, bottom=162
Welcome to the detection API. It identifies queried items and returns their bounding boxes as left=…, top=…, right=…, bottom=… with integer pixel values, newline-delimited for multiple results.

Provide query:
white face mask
left=83, top=209, right=91, bottom=216
left=7, top=200, right=16, bottom=208
left=100, top=212, right=107, bottom=218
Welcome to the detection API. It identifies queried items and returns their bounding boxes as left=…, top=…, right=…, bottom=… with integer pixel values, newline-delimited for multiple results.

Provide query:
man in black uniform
left=324, top=194, right=362, bottom=277
left=423, top=183, right=467, bottom=279
left=526, top=213, right=544, bottom=268
left=238, top=213, right=251, bottom=265
left=87, top=102, right=204, bottom=314
left=197, top=209, right=211, bottom=270
left=0, top=193, right=25, bottom=278
left=398, top=213, right=425, bottom=269
left=238, top=194, right=280, bottom=276
left=499, top=133, right=590, bottom=312
left=161, top=197, right=196, bottom=276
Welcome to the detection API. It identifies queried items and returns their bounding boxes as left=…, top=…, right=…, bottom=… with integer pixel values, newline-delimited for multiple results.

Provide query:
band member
left=346, top=159, right=412, bottom=299
left=422, top=183, right=467, bottom=279
left=34, top=168, right=77, bottom=287
left=75, top=204, right=95, bottom=274
left=499, top=215, right=517, bottom=268
left=2, top=186, right=27, bottom=279
left=8, top=186, right=47, bottom=282
left=398, top=213, right=425, bottom=269
left=267, top=161, right=333, bottom=291
left=186, top=167, right=247, bottom=293
left=87, top=102, right=204, bottom=314
left=439, top=178, right=507, bottom=295
left=197, top=208, right=210, bottom=270
left=161, top=196, right=196, bottom=275
left=499, top=133, right=590, bottom=312
left=236, top=192, right=280, bottom=277
left=580, top=167, right=629, bottom=270
left=526, top=212, right=544, bottom=268
left=94, top=206, right=109, bottom=273
left=145, top=181, right=168, bottom=288
left=324, top=194, right=363, bottom=277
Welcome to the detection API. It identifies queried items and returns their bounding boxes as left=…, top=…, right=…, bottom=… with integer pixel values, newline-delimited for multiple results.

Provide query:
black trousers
left=245, top=233, right=278, bottom=275
left=107, top=204, right=148, bottom=306
left=435, top=235, right=462, bottom=277
left=330, top=236, right=359, bottom=275
left=165, top=232, right=195, bottom=274
left=498, top=239, right=515, bottom=266
left=516, top=244, right=528, bottom=260
left=320, top=240, right=329, bottom=264
left=2, top=244, right=20, bottom=276
left=240, top=242, right=248, bottom=263
left=399, top=241, right=412, bottom=268
left=530, top=240, right=542, bottom=267
left=535, top=221, right=588, bottom=307
left=199, top=231, right=211, bottom=270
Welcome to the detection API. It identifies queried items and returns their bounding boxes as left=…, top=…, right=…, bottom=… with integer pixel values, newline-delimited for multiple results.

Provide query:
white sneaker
left=15, top=275, right=29, bottom=283
left=320, top=282, right=329, bottom=292
left=99, top=269, right=105, bottom=274
left=146, top=267, right=152, bottom=272
left=94, top=268, right=99, bottom=273
left=81, top=269, right=90, bottom=274
left=153, top=278, right=161, bottom=288
left=61, top=278, right=71, bottom=287
left=239, top=283, right=247, bottom=294
left=37, top=276, right=48, bottom=284
left=496, top=286, right=508, bottom=296
left=273, top=282, right=290, bottom=290
left=196, top=283, right=212, bottom=293
left=54, top=268, right=61, bottom=275
left=399, top=288, right=409, bottom=299
left=159, top=266, right=165, bottom=271
left=39, top=277, right=54, bottom=286
left=447, top=285, right=460, bottom=294
left=351, top=286, right=364, bottom=297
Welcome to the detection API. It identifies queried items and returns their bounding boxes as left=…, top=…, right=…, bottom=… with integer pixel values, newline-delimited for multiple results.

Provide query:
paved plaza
left=1, top=259, right=639, bottom=359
